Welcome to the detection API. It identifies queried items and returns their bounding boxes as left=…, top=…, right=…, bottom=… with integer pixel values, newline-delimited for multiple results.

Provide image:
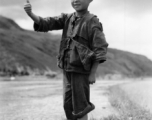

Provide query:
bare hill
left=0, top=15, right=60, bottom=74
left=0, top=16, right=23, bottom=30
left=98, top=49, right=152, bottom=77
left=0, top=15, right=152, bottom=77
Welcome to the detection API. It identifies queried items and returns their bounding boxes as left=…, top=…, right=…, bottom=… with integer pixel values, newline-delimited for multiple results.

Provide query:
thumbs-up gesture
left=24, top=0, right=32, bottom=15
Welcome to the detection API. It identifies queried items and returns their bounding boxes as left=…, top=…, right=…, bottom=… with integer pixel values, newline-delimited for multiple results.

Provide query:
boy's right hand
left=24, top=0, right=32, bottom=15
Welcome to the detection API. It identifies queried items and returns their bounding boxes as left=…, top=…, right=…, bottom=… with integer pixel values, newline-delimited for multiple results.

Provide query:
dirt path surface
left=0, top=76, right=129, bottom=120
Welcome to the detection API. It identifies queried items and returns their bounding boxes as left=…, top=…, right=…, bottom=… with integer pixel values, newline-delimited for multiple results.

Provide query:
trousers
left=63, top=71, right=94, bottom=120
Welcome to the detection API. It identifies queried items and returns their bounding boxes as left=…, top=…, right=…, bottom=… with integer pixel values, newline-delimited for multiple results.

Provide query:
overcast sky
left=0, top=0, right=152, bottom=60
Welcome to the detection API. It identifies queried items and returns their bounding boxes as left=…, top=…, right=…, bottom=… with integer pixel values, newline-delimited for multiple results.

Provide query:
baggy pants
left=63, top=71, right=95, bottom=120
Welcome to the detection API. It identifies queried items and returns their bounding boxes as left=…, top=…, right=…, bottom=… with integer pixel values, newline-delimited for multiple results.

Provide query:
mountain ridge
left=0, top=15, right=23, bottom=30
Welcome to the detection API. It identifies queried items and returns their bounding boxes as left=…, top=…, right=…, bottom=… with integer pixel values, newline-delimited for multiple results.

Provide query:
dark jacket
left=34, top=12, right=108, bottom=73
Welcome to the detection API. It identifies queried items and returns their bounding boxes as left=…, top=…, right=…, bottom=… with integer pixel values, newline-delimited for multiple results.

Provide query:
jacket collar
left=74, top=11, right=90, bottom=18
left=71, top=11, right=90, bottom=24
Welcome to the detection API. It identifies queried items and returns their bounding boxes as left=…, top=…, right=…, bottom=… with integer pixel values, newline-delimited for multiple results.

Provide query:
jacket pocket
left=72, top=40, right=95, bottom=71
left=69, top=46, right=83, bottom=67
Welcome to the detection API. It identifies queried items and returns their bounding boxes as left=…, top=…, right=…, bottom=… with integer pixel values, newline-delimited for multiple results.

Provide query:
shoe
left=72, top=103, right=95, bottom=118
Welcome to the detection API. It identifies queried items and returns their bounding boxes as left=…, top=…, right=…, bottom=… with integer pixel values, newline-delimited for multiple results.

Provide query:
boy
left=24, top=0, right=108, bottom=120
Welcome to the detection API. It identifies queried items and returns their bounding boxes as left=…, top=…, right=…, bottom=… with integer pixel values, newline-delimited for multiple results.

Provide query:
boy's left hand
left=89, top=73, right=96, bottom=84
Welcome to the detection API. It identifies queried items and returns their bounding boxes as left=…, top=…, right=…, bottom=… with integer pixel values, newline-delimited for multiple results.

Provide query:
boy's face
left=71, top=0, right=92, bottom=12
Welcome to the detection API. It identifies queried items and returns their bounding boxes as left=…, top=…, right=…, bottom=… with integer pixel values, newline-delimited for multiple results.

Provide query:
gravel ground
left=0, top=76, right=128, bottom=120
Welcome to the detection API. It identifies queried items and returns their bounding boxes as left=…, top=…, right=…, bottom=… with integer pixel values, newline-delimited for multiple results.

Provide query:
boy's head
left=71, top=0, right=93, bottom=12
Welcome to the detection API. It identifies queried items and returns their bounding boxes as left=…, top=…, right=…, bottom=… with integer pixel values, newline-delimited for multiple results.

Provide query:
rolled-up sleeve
left=34, top=13, right=67, bottom=32
left=89, top=17, right=108, bottom=63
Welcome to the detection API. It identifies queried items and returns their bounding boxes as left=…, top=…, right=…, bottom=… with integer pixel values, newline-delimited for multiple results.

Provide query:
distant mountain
left=0, top=15, right=152, bottom=77
left=98, top=49, right=152, bottom=78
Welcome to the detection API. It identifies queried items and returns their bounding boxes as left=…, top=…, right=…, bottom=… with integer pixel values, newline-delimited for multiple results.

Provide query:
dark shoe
left=72, top=103, right=95, bottom=119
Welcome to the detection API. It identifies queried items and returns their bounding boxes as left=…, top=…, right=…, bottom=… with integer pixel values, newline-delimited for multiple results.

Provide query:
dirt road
left=0, top=76, right=128, bottom=120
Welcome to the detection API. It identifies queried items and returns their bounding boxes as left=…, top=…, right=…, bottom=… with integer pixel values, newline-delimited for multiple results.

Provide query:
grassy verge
left=89, top=115, right=119, bottom=120
left=108, top=85, right=152, bottom=120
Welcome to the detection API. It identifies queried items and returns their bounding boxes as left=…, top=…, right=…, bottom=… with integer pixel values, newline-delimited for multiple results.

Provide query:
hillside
left=98, top=49, right=152, bottom=78
left=0, top=15, right=60, bottom=74
left=0, top=15, right=152, bottom=77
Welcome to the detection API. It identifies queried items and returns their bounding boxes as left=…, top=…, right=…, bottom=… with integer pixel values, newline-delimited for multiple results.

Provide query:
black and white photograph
left=0, top=0, right=152, bottom=120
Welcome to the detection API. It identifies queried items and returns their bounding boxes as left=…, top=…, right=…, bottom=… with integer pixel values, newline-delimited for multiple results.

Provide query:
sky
left=0, top=0, right=152, bottom=60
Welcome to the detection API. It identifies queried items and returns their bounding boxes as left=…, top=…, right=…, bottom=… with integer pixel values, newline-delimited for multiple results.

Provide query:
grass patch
left=92, top=115, right=120, bottom=120
left=89, top=115, right=119, bottom=120
left=108, top=85, right=152, bottom=120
